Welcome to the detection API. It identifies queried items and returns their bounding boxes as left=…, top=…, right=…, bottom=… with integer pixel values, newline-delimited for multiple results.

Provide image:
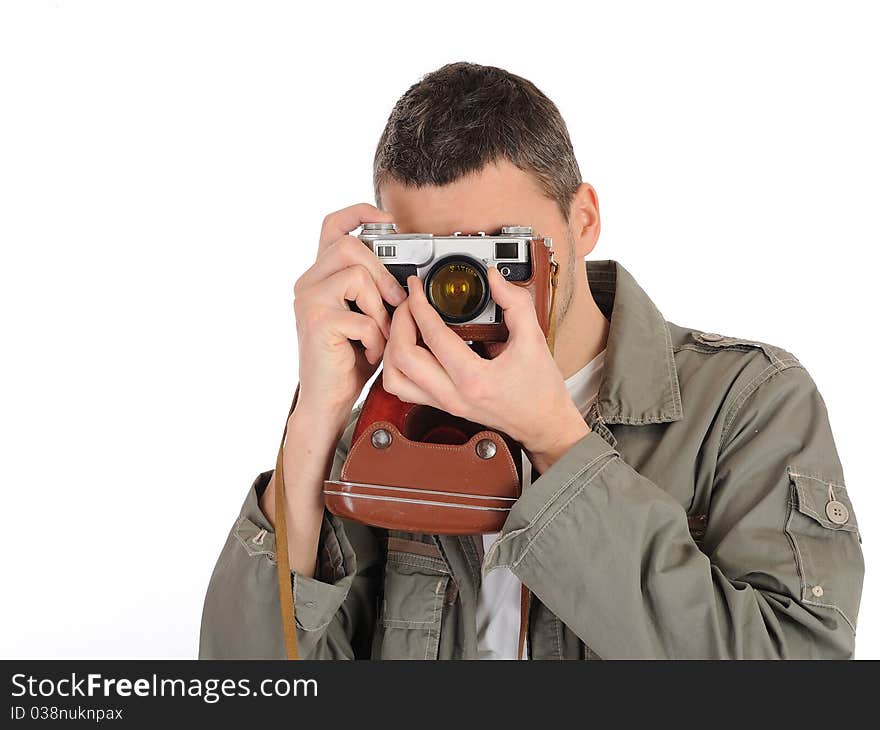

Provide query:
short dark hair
left=373, top=62, right=582, bottom=220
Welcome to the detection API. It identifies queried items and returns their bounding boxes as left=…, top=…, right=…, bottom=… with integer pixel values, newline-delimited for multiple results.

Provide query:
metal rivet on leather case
left=475, top=439, right=497, bottom=459
left=370, top=428, right=392, bottom=449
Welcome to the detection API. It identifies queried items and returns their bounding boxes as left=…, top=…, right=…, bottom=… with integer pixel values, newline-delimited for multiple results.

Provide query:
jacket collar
left=585, top=260, right=682, bottom=426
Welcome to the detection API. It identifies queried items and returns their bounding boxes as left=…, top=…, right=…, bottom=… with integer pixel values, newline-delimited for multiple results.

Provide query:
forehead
left=378, top=159, right=559, bottom=235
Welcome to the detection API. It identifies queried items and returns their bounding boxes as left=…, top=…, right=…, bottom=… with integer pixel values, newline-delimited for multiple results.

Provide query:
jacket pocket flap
left=787, top=467, right=858, bottom=533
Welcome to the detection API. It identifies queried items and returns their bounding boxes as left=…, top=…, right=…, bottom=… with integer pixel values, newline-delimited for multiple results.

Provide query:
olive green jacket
left=199, top=259, right=864, bottom=659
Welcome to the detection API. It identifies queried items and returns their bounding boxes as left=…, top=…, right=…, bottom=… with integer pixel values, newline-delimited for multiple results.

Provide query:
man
left=199, top=62, right=864, bottom=659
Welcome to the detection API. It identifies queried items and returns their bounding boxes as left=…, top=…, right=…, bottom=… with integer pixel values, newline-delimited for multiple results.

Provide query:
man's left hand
left=381, top=267, right=591, bottom=474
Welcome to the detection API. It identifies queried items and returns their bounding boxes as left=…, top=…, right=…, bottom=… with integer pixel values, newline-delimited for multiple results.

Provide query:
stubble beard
left=553, top=230, right=578, bottom=333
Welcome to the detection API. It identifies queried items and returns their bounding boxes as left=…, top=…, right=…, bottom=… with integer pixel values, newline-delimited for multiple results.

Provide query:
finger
left=325, top=309, right=386, bottom=365
left=318, top=203, right=394, bottom=250
left=381, top=363, right=442, bottom=408
left=387, top=296, right=419, bottom=347
left=487, top=266, right=543, bottom=345
left=297, top=235, right=407, bottom=306
left=387, top=300, right=458, bottom=403
left=318, top=265, right=392, bottom=339
left=405, top=275, right=482, bottom=382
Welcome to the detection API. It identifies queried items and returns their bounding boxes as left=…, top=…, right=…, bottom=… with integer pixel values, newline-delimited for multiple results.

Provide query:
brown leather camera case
left=323, top=238, right=557, bottom=535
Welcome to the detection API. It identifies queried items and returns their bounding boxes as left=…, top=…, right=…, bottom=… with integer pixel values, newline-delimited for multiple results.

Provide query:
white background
left=1, top=0, right=877, bottom=658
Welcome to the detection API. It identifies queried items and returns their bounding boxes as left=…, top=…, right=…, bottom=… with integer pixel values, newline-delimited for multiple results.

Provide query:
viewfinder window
left=495, top=241, right=518, bottom=259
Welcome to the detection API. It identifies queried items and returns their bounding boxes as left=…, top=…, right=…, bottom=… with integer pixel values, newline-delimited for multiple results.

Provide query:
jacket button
left=699, top=332, right=725, bottom=342
left=811, top=585, right=825, bottom=598
left=825, top=500, right=850, bottom=525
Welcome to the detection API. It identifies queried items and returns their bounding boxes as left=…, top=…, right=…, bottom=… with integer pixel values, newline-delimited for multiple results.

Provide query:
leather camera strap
left=517, top=248, right=559, bottom=661
left=275, top=384, right=301, bottom=660
left=275, top=246, right=560, bottom=661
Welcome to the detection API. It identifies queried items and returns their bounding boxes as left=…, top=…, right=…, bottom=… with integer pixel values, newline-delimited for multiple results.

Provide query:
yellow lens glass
left=428, top=262, right=485, bottom=319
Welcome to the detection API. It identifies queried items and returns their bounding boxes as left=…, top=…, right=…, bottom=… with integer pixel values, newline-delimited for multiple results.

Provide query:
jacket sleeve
left=199, top=405, right=382, bottom=659
left=483, top=364, right=865, bottom=658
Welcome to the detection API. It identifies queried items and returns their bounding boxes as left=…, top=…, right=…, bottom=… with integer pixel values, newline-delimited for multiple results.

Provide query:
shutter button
left=825, top=500, right=849, bottom=525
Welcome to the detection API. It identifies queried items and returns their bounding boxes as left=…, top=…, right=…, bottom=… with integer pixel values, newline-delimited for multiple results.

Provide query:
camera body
left=359, top=223, right=554, bottom=335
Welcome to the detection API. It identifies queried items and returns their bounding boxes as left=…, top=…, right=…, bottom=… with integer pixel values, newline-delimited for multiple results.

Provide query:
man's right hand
left=260, top=204, right=407, bottom=578
left=292, top=203, right=407, bottom=425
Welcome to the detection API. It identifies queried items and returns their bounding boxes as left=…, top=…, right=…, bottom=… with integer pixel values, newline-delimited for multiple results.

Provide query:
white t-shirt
left=475, top=348, right=606, bottom=659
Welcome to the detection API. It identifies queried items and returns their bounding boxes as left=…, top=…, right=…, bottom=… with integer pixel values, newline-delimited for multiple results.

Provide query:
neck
left=553, top=264, right=610, bottom=380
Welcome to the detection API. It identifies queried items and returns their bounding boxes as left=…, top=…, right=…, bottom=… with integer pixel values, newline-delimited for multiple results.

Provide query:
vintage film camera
left=319, top=223, right=560, bottom=535
left=359, top=222, right=555, bottom=341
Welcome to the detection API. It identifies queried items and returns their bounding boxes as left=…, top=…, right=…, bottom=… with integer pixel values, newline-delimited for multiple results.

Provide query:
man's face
left=379, top=159, right=583, bottom=328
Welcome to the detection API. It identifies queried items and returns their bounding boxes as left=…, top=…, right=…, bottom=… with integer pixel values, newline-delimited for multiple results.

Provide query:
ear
left=567, top=182, right=601, bottom=258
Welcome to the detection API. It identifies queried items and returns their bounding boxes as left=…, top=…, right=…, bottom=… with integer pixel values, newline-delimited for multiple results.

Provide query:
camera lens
left=425, top=258, right=489, bottom=323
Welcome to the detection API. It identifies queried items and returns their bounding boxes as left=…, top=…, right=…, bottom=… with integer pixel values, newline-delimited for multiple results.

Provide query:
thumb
left=487, top=266, right=541, bottom=341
